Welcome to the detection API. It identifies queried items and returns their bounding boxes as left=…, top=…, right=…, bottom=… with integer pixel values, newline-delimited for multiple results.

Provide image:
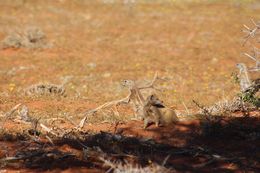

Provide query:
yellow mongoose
left=236, top=63, right=252, bottom=91
left=143, top=95, right=179, bottom=129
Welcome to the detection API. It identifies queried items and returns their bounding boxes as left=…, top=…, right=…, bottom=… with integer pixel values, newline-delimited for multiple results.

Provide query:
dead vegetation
left=99, top=156, right=173, bottom=173
left=1, top=27, right=52, bottom=49
left=25, top=83, right=66, bottom=97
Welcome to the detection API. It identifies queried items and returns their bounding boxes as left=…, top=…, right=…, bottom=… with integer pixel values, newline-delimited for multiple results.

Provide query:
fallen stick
left=78, top=95, right=131, bottom=128
left=77, top=72, right=161, bottom=129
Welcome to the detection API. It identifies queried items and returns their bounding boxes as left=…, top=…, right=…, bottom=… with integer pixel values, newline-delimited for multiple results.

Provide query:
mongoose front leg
left=150, top=107, right=161, bottom=127
left=143, top=118, right=149, bottom=129
left=155, top=120, right=159, bottom=127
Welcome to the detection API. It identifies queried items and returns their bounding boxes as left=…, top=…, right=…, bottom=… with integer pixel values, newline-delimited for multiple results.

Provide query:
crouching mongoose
left=143, top=94, right=179, bottom=129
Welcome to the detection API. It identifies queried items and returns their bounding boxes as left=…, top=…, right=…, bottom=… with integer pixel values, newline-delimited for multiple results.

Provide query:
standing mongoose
left=121, top=79, right=145, bottom=119
left=143, top=94, right=179, bottom=129
left=236, top=63, right=252, bottom=92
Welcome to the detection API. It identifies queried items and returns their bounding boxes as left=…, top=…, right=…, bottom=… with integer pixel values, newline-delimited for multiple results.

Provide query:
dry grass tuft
left=1, top=27, right=52, bottom=49
left=100, top=157, right=173, bottom=173
left=203, top=98, right=243, bottom=116
left=25, top=83, right=65, bottom=97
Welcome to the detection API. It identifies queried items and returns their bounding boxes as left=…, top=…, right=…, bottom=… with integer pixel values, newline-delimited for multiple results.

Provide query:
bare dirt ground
left=0, top=0, right=259, bottom=172
left=0, top=112, right=259, bottom=172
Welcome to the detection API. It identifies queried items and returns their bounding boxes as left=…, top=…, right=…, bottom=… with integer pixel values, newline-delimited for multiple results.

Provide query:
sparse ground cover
left=0, top=0, right=259, bottom=172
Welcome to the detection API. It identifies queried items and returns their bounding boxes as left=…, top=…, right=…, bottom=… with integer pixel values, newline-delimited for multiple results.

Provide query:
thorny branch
left=242, top=19, right=260, bottom=72
left=243, top=47, right=260, bottom=71
left=242, top=19, right=260, bottom=45
left=192, top=100, right=212, bottom=118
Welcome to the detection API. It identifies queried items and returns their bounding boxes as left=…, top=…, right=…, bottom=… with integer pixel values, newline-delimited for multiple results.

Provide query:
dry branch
left=193, top=153, right=239, bottom=168
left=4, top=103, right=22, bottom=117
left=244, top=47, right=260, bottom=72
left=77, top=72, right=161, bottom=129
left=242, top=19, right=260, bottom=71
left=40, top=123, right=59, bottom=137
left=242, top=19, right=260, bottom=45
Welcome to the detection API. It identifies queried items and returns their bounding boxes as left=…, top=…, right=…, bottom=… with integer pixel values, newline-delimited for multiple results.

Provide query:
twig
left=40, top=123, right=59, bottom=137
left=193, top=154, right=239, bottom=168
left=138, top=72, right=159, bottom=90
left=45, top=135, right=54, bottom=145
left=4, top=103, right=22, bottom=117
left=16, top=116, right=59, bottom=137
left=182, top=101, right=190, bottom=115
left=244, top=47, right=260, bottom=72
left=242, top=19, right=260, bottom=45
left=192, top=100, right=211, bottom=116
left=45, top=117, right=69, bottom=124
left=162, top=155, right=171, bottom=166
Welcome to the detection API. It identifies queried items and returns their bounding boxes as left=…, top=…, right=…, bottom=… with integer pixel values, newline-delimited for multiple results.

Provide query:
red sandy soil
left=0, top=111, right=259, bottom=173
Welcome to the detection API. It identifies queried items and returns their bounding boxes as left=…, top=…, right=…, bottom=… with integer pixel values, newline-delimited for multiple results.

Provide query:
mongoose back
left=143, top=94, right=179, bottom=129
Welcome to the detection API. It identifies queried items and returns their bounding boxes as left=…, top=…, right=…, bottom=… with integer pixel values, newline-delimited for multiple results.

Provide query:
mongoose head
left=121, top=80, right=135, bottom=88
left=146, top=94, right=165, bottom=108
left=236, top=63, right=246, bottom=71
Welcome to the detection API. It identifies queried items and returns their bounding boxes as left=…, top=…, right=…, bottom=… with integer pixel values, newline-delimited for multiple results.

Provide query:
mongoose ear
left=147, top=94, right=154, bottom=101
left=152, top=97, right=165, bottom=108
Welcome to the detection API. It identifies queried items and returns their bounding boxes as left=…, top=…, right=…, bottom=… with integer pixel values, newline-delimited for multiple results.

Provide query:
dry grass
left=25, top=83, right=66, bottom=97
left=100, top=157, right=173, bottom=173
left=1, top=27, right=52, bottom=49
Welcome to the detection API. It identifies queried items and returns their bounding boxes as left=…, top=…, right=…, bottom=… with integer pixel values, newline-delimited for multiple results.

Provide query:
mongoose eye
left=122, top=80, right=134, bottom=86
left=121, top=80, right=127, bottom=85
left=236, top=63, right=244, bottom=69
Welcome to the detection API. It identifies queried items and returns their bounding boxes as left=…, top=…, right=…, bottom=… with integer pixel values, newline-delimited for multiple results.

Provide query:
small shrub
left=204, top=98, right=243, bottom=116
left=25, top=83, right=65, bottom=97
left=1, top=27, right=52, bottom=49
left=239, top=79, right=260, bottom=108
